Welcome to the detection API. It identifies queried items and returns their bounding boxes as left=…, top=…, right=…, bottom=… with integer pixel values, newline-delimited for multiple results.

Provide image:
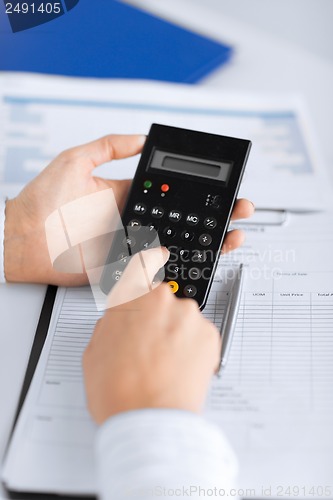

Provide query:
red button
left=161, top=184, right=169, bottom=192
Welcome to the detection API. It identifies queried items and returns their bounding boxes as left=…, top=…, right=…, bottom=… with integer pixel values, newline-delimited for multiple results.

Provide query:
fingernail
left=250, top=201, right=255, bottom=212
left=137, top=135, right=147, bottom=146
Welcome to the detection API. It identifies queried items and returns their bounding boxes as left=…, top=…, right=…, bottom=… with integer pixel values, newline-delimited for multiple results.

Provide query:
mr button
left=168, top=210, right=182, bottom=222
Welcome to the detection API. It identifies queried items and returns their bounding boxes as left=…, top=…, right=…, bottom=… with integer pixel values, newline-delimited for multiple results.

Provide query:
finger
left=230, top=199, right=255, bottom=221
left=140, top=247, right=170, bottom=286
left=66, top=134, right=146, bottom=169
left=99, top=178, right=132, bottom=211
left=106, top=247, right=170, bottom=309
left=221, top=229, right=245, bottom=254
left=87, top=317, right=104, bottom=345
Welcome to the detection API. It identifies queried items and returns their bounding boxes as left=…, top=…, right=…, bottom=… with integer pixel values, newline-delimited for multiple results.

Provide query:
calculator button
left=206, top=194, right=222, bottom=209
left=117, top=253, right=130, bottom=264
left=203, top=217, right=217, bottom=229
left=168, top=210, right=182, bottom=222
left=188, top=268, right=201, bottom=280
left=168, top=281, right=179, bottom=293
left=128, top=219, right=141, bottom=230
left=140, top=231, right=160, bottom=250
left=181, top=230, right=194, bottom=242
left=179, top=249, right=190, bottom=261
left=141, top=241, right=151, bottom=250
left=147, top=223, right=158, bottom=232
left=183, top=284, right=197, bottom=298
left=163, top=226, right=176, bottom=238
left=166, top=264, right=180, bottom=280
left=112, top=270, right=123, bottom=282
left=211, top=195, right=222, bottom=208
left=186, top=214, right=199, bottom=226
left=199, top=233, right=212, bottom=246
left=192, top=250, right=206, bottom=263
left=151, top=206, right=164, bottom=218
left=133, top=203, right=147, bottom=215
left=123, top=236, right=136, bottom=248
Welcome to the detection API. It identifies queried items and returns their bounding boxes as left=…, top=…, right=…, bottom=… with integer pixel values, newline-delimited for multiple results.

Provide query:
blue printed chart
left=0, top=73, right=331, bottom=210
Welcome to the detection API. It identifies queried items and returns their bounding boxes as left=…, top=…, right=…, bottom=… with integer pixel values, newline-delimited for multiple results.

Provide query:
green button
left=144, top=180, right=152, bottom=189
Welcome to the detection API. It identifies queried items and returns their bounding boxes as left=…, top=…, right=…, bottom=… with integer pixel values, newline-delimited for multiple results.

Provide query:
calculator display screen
left=149, top=150, right=232, bottom=182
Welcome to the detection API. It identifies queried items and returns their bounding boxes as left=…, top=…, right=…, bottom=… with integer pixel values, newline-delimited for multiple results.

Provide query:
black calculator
left=100, top=124, right=251, bottom=310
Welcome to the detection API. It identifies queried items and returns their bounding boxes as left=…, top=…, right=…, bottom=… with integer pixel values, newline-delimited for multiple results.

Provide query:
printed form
left=0, top=73, right=331, bottom=210
left=3, top=212, right=333, bottom=496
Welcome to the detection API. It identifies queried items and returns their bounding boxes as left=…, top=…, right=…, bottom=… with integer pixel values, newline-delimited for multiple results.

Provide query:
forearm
left=3, top=198, right=28, bottom=282
left=95, top=409, right=238, bottom=500
left=3, top=197, right=88, bottom=285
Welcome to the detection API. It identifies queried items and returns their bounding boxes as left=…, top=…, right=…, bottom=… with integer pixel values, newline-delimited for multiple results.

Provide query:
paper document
left=0, top=72, right=331, bottom=210
left=3, top=212, right=333, bottom=496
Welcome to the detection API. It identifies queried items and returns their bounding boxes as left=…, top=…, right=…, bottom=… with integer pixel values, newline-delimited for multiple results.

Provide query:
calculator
left=100, top=124, right=251, bottom=310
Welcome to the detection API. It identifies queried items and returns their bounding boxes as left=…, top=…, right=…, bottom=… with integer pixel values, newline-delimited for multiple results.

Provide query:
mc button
left=186, top=214, right=199, bottom=226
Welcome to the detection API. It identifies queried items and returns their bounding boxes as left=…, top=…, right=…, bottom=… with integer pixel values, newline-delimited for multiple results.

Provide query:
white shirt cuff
left=95, top=409, right=238, bottom=500
left=0, top=197, right=6, bottom=283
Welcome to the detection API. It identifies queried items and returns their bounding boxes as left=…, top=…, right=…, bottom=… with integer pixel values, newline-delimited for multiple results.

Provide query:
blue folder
left=0, top=0, right=233, bottom=83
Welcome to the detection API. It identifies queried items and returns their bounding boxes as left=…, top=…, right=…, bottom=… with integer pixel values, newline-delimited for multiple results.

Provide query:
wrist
left=4, top=198, right=31, bottom=282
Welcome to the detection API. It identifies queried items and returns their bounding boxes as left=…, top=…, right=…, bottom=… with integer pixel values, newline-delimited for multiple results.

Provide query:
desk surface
left=1, top=1, right=333, bottom=497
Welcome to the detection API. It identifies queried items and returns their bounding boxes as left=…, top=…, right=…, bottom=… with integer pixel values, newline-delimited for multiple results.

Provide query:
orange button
left=161, top=184, right=170, bottom=192
left=167, top=281, right=179, bottom=293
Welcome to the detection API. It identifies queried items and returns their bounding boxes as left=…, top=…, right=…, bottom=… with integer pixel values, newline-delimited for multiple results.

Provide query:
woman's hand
left=4, top=135, right=144, bottom=285
left=83, top=248, right=221, bottom=425
left=4, top=135, right=254, bottom=285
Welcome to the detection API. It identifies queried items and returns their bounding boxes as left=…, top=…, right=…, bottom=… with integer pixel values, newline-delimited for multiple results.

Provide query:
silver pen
left=218, top=263, right=245, bottom=374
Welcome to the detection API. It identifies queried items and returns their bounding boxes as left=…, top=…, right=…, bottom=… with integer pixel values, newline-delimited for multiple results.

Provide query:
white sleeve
left=95, top=409, right=238, bottom=500
left=0, top=197, right=6, bottom=283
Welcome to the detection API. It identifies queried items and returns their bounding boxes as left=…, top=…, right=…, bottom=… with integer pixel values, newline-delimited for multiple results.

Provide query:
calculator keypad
left=99, top=123, right=251, bottom=309
left=101, top=180, right=228, bottom=309
left=119, top=194, right=222, bottom=303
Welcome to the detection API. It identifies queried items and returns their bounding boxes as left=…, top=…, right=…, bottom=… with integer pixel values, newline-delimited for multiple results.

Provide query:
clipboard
left=3, top=285, right=329, bottom=500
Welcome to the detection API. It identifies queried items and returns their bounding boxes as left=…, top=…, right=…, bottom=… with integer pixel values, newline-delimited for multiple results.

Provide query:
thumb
left=106, top=247, right=170, bottom=309
left=65, top=134, right=146, bottom=171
